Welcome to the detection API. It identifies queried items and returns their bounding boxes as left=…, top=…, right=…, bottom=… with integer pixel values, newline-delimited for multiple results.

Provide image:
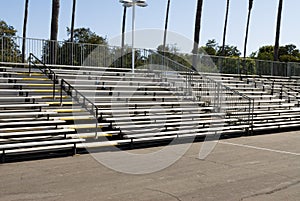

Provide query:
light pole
left=119, top=0, right=148, bottom=73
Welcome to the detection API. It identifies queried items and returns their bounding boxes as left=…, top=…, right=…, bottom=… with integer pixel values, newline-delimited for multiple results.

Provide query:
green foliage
left=254, top=44, right=300, bottom=62
left=242, top=58, right=256, bottom=75
left=42, top=27, right=108, bottom=65
left=0, top=20, right=21, bottom=62
left=216, top=45, right=241, bottom=57
left=156, top=44, right=192, bottom=69
left=256, top=45, right=274, bottom=60
left=110, top=46, right=148, bottom=68
left=200, top=39, right=241, bottom=57
left=200, top=39, right=217, bottom=55
left=0, top=20, right=17, bottom=37
left=67, top=27, right=107, bottom=45
left=197, top=39, right=242, bottom=73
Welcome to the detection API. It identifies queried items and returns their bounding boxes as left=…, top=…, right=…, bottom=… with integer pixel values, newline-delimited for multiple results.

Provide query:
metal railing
left=0, top=36, right=140, bottom=68
left=264, top=77, right=300, bottom=106
left=2, top=36, right=300, bottom=78
left=60, top=79, right=100, bottom=137
left=281, top=84, right=300, bottom=106
left=145, top=49, right=254, bottom=134
left=28, top=53, right=58, bottom=99
left=29, top=53, right=100, bottom=137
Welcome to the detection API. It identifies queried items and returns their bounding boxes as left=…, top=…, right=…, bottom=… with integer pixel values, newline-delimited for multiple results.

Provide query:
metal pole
left=60, top=79, right=63, bottom=106
left=1, top=37, right=4, bottom=62
left=132, top=2, right=135, bottom=73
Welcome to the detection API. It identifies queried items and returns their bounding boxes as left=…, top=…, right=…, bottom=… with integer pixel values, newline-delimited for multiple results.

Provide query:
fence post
left=271, top=62, right=274, bottom=76
left=53, top=75, right=56, bottom=100
left=95, top=107, right=98, bottom=139
left=60, top=79, right=64, bottom=106
left=217, top=83, right=220, bottom=113
left=237, top=57, right=240, bottom=76
left=1, top=37, right=3, bottom=62
left=287, top=62, right=291, bottom=77
left=279, top=84, right=283, bottom=99
left=28, top=53, right=32, bottom=75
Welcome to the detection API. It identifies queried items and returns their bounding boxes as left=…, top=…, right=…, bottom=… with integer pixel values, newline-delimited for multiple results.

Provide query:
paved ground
left=0, top=131, right=299, bottom=201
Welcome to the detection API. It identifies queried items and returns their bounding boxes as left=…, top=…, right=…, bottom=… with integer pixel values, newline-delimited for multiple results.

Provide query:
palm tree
left=221, top=0, right=230, bottom=56
left=121, top=6, right=127, bottom=67
left=50, top=0, right=60, bottom=64
left=163, top=0, right=171, bottom=53
left=121, top=6, right=127, bottom=50
left=22, top=0, right=29, bottom=63
left=69, top=0, right=76, bottom=65
left=70, top=0, right=76, bottom=42
left=192, top=0, right=204, bottom=70
left=274, top=0, right=283, bottom=61
left=243, top=0, right=253, bottom=59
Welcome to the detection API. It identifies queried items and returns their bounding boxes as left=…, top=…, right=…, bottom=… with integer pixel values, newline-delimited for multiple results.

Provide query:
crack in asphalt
left=146, top=188, right=182, bottom=201
left=240, top=180, right=300, bottom=201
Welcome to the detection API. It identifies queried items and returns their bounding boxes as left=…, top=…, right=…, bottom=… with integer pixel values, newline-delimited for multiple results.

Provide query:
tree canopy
left=252, top=44, right=300, bottom=62
left=0, top=20, right=21, bottom=62
left=0, top=20, right=17, bottom=37
left=157, top=44, right=192, bottom=68
left=66, top=27, right=107, bottom=45
left=199, top=39, right=241, bottom=57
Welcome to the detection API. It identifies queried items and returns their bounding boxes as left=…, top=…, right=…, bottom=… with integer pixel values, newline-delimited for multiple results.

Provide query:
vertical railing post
left=60, top=79, right=63, bottom=106
left=28, top=53, right=32, bottom=74
left=249, top=99, right=254, bottom=134
left=1, top=37, right=3, bottom=62
left=287, top=62, right=291, bottom=77
left=217, top=83, right=220, bottom=113
left=271, top=62, right=274, bottom=76
left=53, top=75, right=56, bottom=100
left=270, top=81, right=274, bottom=96
left=80, top=44, right=83, bottom=66
left=280, top=84, right=283, bottom=99
left=95, top=106, right=98, bottom=138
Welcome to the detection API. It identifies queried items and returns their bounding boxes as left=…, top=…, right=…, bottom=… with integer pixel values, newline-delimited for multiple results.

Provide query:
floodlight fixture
left=119, top=0, right=148, bottom=73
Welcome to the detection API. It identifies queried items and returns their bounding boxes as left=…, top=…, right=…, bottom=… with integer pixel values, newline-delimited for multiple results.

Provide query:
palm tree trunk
left=163, top=0, right=171, bottom=53
left=70, top=0, right=76, bottom=42
left=274, top=0, right=283, bottom=61
left=22, top=0, right=29, bottom=63
left=70, top=0, right=76, bottom=65
left=221, top=0, right=230, bottom=56
left=50, top=0, right=60, bottom=64
left=243, top=0, right=253, bottom=59
left=121, top=6, right=127, bottom=67
left=121, top=6, right=127, bottom=50
left=192, top=0, right=204, bottom=71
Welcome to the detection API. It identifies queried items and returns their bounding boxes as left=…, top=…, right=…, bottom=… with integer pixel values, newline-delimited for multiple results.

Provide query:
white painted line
left=219, top=141, right=300, bottom=156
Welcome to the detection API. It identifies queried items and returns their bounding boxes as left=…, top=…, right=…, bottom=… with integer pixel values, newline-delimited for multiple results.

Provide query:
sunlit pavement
left=0, top=131, right=299, bottom=201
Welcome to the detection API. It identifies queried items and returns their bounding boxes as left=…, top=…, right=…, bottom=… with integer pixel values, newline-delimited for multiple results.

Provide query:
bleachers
left=1, top=60, right=300, bottom=162
left=203, top=73, right=300, bottom=131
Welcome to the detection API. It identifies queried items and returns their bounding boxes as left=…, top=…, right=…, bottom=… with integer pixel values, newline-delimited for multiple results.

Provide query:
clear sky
left=0, top=0, right=299, bottom=56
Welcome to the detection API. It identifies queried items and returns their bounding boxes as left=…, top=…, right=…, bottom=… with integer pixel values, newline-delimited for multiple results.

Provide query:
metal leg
left=1, top=150, right=5, bottom=163
left=73, top=143, right=77, bottom=155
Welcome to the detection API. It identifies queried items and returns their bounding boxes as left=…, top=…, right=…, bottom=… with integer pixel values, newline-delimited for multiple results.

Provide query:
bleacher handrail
left=29, top=53, right=58, bottom=99
left=148, top=49, right=254, bottom=134
left=29, top=53, right=100, bottom=137
left=60, top=78, right=99, bottom=118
